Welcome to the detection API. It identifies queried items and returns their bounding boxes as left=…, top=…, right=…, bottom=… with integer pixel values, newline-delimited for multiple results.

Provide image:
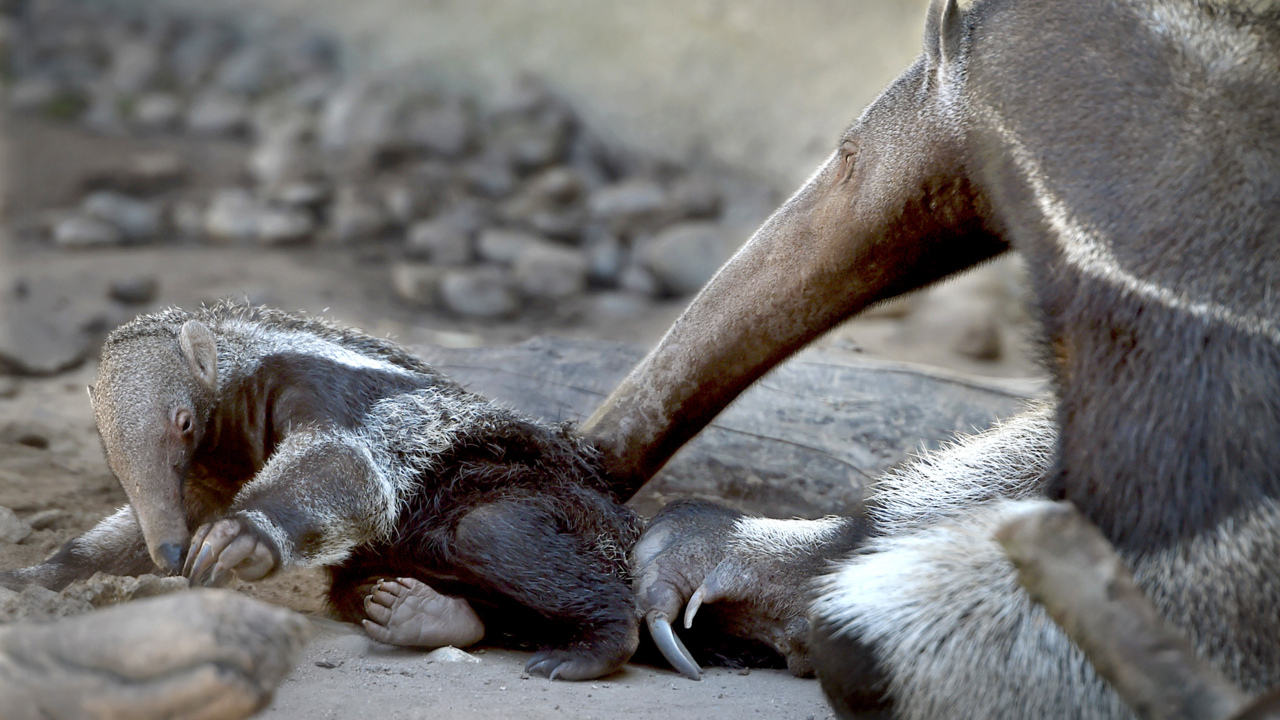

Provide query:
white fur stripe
left=870, top=402, right=1056, bottom=535
left=223, top=319, right=412, bottom=374
left=728, top=515, right=846, bottom=556
left=978, top=104, right=1280, bottom=347
left=813, top=498, right=1130, bottom=720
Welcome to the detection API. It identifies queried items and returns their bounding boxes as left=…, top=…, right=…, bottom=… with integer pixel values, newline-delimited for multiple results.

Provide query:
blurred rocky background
left=0, top=0, right=1042, bottom=380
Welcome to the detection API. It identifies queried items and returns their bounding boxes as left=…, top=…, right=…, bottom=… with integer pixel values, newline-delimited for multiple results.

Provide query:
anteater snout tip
left=155, top=542, right=186, bottom=575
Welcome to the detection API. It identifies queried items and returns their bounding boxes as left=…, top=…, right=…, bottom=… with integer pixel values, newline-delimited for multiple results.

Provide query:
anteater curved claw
left=646, top=611, right=701, bottom=681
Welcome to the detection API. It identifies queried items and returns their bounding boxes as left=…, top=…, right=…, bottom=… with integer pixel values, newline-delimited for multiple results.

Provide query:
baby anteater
left=1, top=301, right=642, bottom=680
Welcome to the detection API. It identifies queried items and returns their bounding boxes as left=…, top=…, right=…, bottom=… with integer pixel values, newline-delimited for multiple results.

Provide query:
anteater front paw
left=634, top=499, right=863, bottom=679
left=184, top=517, right=277, bottom=587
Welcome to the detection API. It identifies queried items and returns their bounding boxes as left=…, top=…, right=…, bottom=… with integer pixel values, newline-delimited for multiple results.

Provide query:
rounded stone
left=186, top=91, right=250, bottom=136
left=477, top=228, right=542, bottom=265
left=0, top=506, right=32, bottom=544
left=52, top=215, right=125, bottom=248
left=132, top=93, right=183, bottom=131
left=440, top=267, right=519, bottom=318
left=641, top=221, right=731, bottom=295
left=407, top=220, right=472, bottom=265
left=514, top=243, right=588, bottom=299
left=256, top=208, right=316, bottom=246
left=204, top=189, right=262, bottom=243
left=390, top=263, right=446, bottom=307
left=82, top=192, right=162, bottom=242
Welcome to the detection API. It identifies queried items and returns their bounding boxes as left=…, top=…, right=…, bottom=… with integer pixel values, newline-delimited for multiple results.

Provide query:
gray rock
left=0, top=377, right=17, bottom=399
left=8, top=78, right=59, bottom=112
left=461, top=155, right=517, bottom=198
left=390, top=263, right=446, bottom=307
left=249, top=132, right=315, bottom=188
left=641, top=221, right=731, bottom=295
left=81, top=87, right=125, bottom=135
left=273, top=182, right=331, bottom=209
left=514, top=243, right=588, bottom=299
left=0, top=505, right=31, bottom=544
left=435, top=202, right=488, bottom=239
left=0, top=278, right=97, bottom=375
left=587, top=290, right=654, bottom=320
left=327, top=186, right=388, bottom=244
left=384, top=162, right=451, bottom=224
left=108, top=39, right=160, bottom=94
left=108, top=276, right=160, bottom=305
left=406, top=220, right=472, bottom=265
left=25, top=509, right=72, bottom=531
left=423, top=647, right=481, bottom=664
left=584, top=231, right=624, bottom=285
left=524, top=166, right=583, bottom=205
left=618, top=261, right=661, bottom=298
left=440, top=267, right=519, bottom=318
left=52, top=215, right=125, bottom=248
left=0, top=584, right=92, bottom=623
left=405, top=100, right=473, bottom=158
left=477, top=228, right=541, bottom=265
left=487, top=105, right=571, bottom=173
left=170, top=25, right=231, bottom=89
left=186, top=90, right=250, bottom=136
left=669, top=174, right=722, bottom=218
left=204, top=188, right=262, bottom=243
left=62, top=572, right=188, bottom=609
left=523, top=208, right=585, bottom=242
left=255, top=207, right=315, bottom=246
left=82, top=191, right=161, bottom=242
left=319, top=81, right=399, bottom=166
left=131, top=93, right=183, bottom=131
left=171, top=199, right=206, bottom=239
left=588, top=179, right=669, bottom=228
left=215, top=45, right=271, bottom=95
left=83, top=151, right=188, bottom=196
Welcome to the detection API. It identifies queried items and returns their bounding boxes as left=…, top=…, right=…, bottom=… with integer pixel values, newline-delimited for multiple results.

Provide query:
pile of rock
left=5, top=0, right=737, bottom=319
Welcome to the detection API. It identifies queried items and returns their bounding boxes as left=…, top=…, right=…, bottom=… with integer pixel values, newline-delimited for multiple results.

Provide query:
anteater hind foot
left=454, top=497, right=641, bottom=681
left=361, top=577, right=485, bottom=648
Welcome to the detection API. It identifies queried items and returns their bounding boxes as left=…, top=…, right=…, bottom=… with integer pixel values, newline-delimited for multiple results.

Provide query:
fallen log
left=421, top=337, right=1037, bottom=518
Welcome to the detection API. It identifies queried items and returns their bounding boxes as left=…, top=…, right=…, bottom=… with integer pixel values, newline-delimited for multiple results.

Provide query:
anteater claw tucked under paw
left=360, top=577, right=485, bottom=648
left=524, top=646, right=623, bottom=682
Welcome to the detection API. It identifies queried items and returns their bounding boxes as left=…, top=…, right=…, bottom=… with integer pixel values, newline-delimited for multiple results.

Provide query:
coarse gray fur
left=579, top=0, right=1280, bottom=715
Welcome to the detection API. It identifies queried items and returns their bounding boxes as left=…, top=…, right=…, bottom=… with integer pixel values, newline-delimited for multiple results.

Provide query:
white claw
left=684, top=586, right=706, bottom=630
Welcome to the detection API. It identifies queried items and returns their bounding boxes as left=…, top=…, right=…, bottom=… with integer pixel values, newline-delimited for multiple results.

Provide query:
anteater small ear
left=178, top=320, right=218, bottom=393
left=924, top=0, right=964, bottom=70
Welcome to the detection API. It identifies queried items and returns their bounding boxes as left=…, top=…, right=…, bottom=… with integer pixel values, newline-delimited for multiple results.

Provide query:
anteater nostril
left=156, top=542, right=185, bottom=574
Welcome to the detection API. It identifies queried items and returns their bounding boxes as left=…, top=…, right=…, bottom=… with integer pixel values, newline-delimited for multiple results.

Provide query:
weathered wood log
left=0, top=589, right=308, bottom=720
left=997, top=502, right=1249, bottom=720
left=419, top=337, right=1037, bottom=518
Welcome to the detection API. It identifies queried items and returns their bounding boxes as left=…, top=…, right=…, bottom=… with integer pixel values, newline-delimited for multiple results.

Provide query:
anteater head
left=91, top=319, right=219, bottom=574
